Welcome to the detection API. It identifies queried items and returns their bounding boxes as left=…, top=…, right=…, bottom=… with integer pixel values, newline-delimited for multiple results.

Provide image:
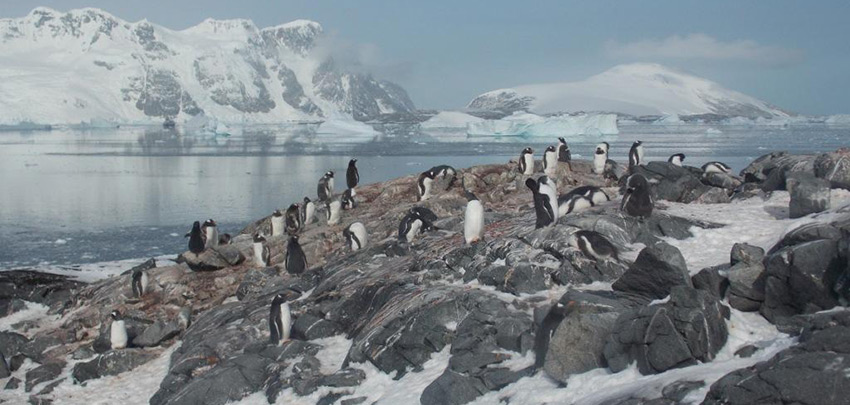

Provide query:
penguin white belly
left=305, top=204, right=315, bottom=225
left=205, top=228, right=218, bottom=248
left=420, top=178, right=433, bottom=200
left=279, top=303, right=291, bottom=343
left=271, top=217, right=284, bottom=236
left=140, top=272, right=149, bottom=295
left=636, top=145, right=645, bottom=165
left=593, top=154, right=607, bottom=174
left=328, top=178, right=335, bottom=195
left=111, top=320, right=128, bottom=350
left=407, top=219, right=423, bottom=243
left=671, top=156, right=683, bottom=166
left=328, top=201, right=341, bottom=225
left=253, top=243, right=265, bottom=267
left=544, top=152, right=557, bottom=175
left=591, top=191, right=609, bottom=205
left=464, top=200, right=484, bottom=244
left=523, top=154, right=534, bottom=175
left=351, top=223, right=368, bottom=249
left=559, top=196, right=592, bottom=217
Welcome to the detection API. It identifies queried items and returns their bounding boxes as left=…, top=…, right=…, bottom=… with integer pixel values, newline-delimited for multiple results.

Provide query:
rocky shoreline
left=2, top=148, right=850, bottom=405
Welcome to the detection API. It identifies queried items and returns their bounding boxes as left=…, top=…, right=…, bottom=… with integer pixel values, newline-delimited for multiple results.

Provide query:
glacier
left=464, top=112, right=619, bottom=138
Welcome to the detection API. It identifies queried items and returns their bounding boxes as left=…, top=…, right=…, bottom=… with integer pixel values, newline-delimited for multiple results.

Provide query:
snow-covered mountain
left=0, top=7, right=416, bottom=125
left=468, top=63, right=790, bottom=119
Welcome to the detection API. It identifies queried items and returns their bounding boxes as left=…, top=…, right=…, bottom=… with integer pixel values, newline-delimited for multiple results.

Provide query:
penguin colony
left=111, top=142, right=728, bottom=352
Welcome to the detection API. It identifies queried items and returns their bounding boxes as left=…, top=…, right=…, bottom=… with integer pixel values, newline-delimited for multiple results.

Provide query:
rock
left=692, top=265, right=730, bottom=298
left=612, top=243, right=691, bottom=300
left=730, top=243, right=765, bottom=265
left=629, top=162, right=712, bottom=203
left=543, top=308, right=619, bottom=382
left=319, top=368, right=366, bottom=387
left=0, top=352, right=9, bottom=378
left=814, top=148, right=850, bottom=189
left=317, top=392, right=348, bottom=405
left=768, top=222, right=842, bottom=254
left=72, top=346, right=96, bottom=360
left=1, top=298, right=28, bottom=317
left=119, top=257, right=157, bottom=276
left=132, top=320, right=181, bottom=347
left=0, top=331, right=28, bottom=359
left=726, top=260, right=766, bottom=312
left=701, top=172, right=742, bottom=190
left=292, top=314, right=340, bottom=340
left=341, top=397, right=367, bottom=405
left=477, top=262, right=548, bottom=295
left=235, top=268, right=279, bottom=301
left=180, top=245, right=245, bottom=271
left=25, top=361, right=64, bottom=392
left=156, top=354, right=272, bottom=405
left=420, top=370, right=488, bottom=405
left=787, top=171, right=830, bottom=218
left=0, top=270, right=82, bottom=310
left=734, top=345, right=758, bottom=358
left=5, top=377, right=20, bottom=390
left=772, top=307, right=850, bottom=337
left=661, top=380, right=705, bottom=402
left=740, top=151, right=815, bottom=184
left=72, top=349, right=159, bottom=383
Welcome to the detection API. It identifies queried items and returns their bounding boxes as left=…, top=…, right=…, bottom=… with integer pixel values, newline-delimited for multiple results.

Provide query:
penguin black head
left=633, top=140, right=642, bottom=147
left=288, top=203, right=299, bottom=211
left=253, top=233, right=266, bottom=243
left=191, top=221, right=201, bottom=230
left=273, top=209, right=284, bottom=217
left=203, top=219, right=216, bottom=227
left=303, top=196, right=311, bottom=204
left=525, top=178, right=539, bottom=192
left=558, top=137, right=566, bottom=144
left=272, top=293, right=287, bottom=305
left=326, top=171, right=334, bottom=178
left=546, top=145, right=556, bottom=152
left=349, top=158, right=357, bottom=165
left=523, top=147, right=533, bottom=154
left=290, top=235, right=299, bottom=243
left=626, top=173, right=649, bottom=192
left=421, top=170, right=436, bottom=179
left=464, top=189, right=478, bottom=201
left=109, top=310, right=121, bottom=320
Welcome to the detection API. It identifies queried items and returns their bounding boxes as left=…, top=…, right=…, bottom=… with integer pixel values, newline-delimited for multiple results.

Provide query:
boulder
left=701, top=172, right=742, bottom=190
left=0, top=352, right=9, bottom=378
left=726, top=244, right=767, bottom=312
left=0, top=270, right=82, bottom=310
left=612, top=243, right=691, bottom=300
left=420, top=370, right=488, bottom=405
left=740, top=151, right=815, bottom=184
left=814, top=148, right=850, bottom=189
left=180, top=245, right=245, bottom=271
left=72, top=349, right=159, bottom=383
left=629, top=162, right=711, bottom=204
left=787, top=171, right=830, bottom=218
left=25, top=361, right=65, bottom=392
left=0, top=331, right=28, bottom=359
left=5, top=377, right=20, bottom=390
left=691, top=265, right=730, bottom=299
left=154, top=354, right=272, bottom=405
left=292, top=314, right=340, bottom=340
left=132, top=320, right=182, bottom=347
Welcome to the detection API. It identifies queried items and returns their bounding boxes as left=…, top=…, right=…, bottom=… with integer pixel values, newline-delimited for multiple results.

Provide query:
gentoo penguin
left=271, top=210, right=285, bottom=237
left=318, top=171, right=334, bottom=202
left=543, top=145, right=558, bottom=177
left=343, top=222, right=368, bottom=251
left=563, top=185, right=610, bottom=205
left=325, top=199, right=342, bottom=225
left=668, top=153, right=686, bottom=167
left=253, top=233, right=271, bottom=267
left=202, top=219, right=218, bottom=249
left=302, top=197, right=316, bottom=225
left=417, top=170, right=436, bottom=201
left=346, top=159, right=359, bottom=196
left=178, top=307, right=191, bottom=330
left=518, top=147, right=534, bottom=175
left=534, top=301, right=571, bottom=370
left=430, top=165, right=458, bottom=190
left=463, top=189, right=484, bottom=244
left=131, top=267, right=149, bottom=298
left=398, top=210, right=425, bottom=243
left=593, top=142, right=610, bottom=174
left=410, top=206, right=438, bottom=232
left=557, top=137, right=571, bottom=162
left=284, top=236, right=307, bottom=275
left=218, top=233, right=232, bottom=245
left=569, top=230, right=619, bottom=262
left=525, top=178, right=554, bottom=229
left=285, top=204, right=302, bottom=234
left=109, top=310, right=128, bottom=350
left=341, top=188, right=357, bottom=210
left=269, top=293, right=291, bottom=345
left=628, top=141, right=644, bottom=169
left=621, top=173, right=654, bottom=218
left=538, top=176, right=560, bottom=223
left=558, top=194, right=594, bottom=217
left=187, top=221, right=205, bottom=255
left=702, top=161, right=732, bottom=174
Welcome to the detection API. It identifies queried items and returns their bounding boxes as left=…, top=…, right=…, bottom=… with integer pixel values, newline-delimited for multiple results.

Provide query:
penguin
left=557, top=194, right=594, bottom=217
left=268, top=293, right=291, bottom=345
left=285, top=203, right=302, bottom=234
left=398, top=211, right=425, bottom=243
left=186, top=221, right=205, bottom=255
left=593, top=142, right=610, bottom=174
left=346, top=159, right=359, bottom=196
left=628, top=141, right=644, bottom=169
left=271, top=210, right=285, bottom=237
left=621, top=173, right=654, bottom=219
left=131, top=267, right=149, bottom=298
left=668, top=153, right=686, bottom=167
left=518, top=147, right=534, bottom=175
left=253, top=233, right=271, bottom=267
left=410, top=206, right=439, bottom=232
left=702, top=161, right=732, bottom=174
left=537, top=176, right=560, bottom=223
left=318, top=171, right=334, bottom=202
left=534, top=301, right=570, bottom=370
left=178, top=307, right=191, bottom=330
left=417, top=170, right=436, bottom=201
left=202, top=219, right=218, bottom=249
left=569, top=230, right=619, bottom=262
left=341, top=188, right=357, bottom=210
left=557, top=137, right=571, bottom=162
left=325, top=199, right=342, bottom=225
left=463, top=189, right=484, bottom=244
left=525, top=178, right=554, bottom=229
left=109, top=310, right=128, bottom=350
left=284, top=236, right=307, bottom=275
left=302, top=197, right=316, bottom=225
left=218, top=233, right=232, bottom=245
left=343, top=222, right=368, bottom=251
left=563, top=186, right=610, bottom=205
left=543, top=145, right=558, bottom=177
left=430, top=165, right=458, bottom=190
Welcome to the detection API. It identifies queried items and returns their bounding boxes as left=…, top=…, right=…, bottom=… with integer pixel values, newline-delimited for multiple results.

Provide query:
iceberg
left=825, top=114, right=850, bottom=125
left=420, top=111, right=484, bottom=130
left=466, top=112, right=618, bottom=138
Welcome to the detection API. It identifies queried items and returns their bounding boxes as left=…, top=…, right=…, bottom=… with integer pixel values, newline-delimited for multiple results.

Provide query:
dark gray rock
left=726, top=245, right=767, bottom=312
left=158, top=354, right=272, bottom=405
left=0, top=331, right=27, bottom=359
left=235, top=267, right=279, bottom=301
left=543, top=308, right=619, bottom=382
left=814, top=148, right=850, bottom=190
left=730, top=243, right=764, bottom=265
left=420, top=370, right=488, bottom=405
left=477, top=262, right=548, bottom=295
left=1, top=298, right=28, bottom=317
left=740, top=151, right=815, bottom=184
left=612, top=243, right=691, bottom=300
left=292, top=314, right=340, bottom=340
left=341, top=397, right=367, bottom=405
left=692, top=265, right=729, bottom=299
left=319, top=368, right=366, bottom=387
left=72, top=349, right=159, bottom=383
left=25, top=361, right=64, bottom=392
left=768, top=222, right=842, bottom=254
left=662, top=380, right=705, bottom=402
left=132, top=320, right=181, bottom=347
left=119, top=258, right=157, bottom=276
left=179, top=245, right=245, bottom=271
left=701, top=172, right=742, bottom=190
left=787, top=171, right=831, bottom=218
left=734, top=345, right=758, bottom=358
left=0, top=270, right=82, bottom=310
left=0, top=352, right=9, bottom=378
left=5, top=377, right=20, bottom=390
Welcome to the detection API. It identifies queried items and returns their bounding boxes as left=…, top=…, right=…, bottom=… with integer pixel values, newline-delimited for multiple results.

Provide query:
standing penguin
left=202, top=219, right=218, bottom=249
left=563, top=185, right=610, bottom=205
left=187, top=221, right=205, bottom=255
left=621, top=173, right=654, bottom=218
left=109, top=310, right=128, bottom=350
left=271, top=210, right=285, bottom=237
left=284, top=236, right=307, bottom=275
left=463, top=189, right=484, bottom=244
left=430, top=165, right=458, bottom=190
left=285, top=204, right=302, bottom=234
left=668, top=153, right=686, bottom=166
left=302, top=197, right=316, bottom=225
left=325, top=199, right=342, bottom=225
left=593, top=142, right=610, bottom=174
left=341, top=188, right=357, bottom=210
left=318, top=171, right=334, bottom=202
left=518, top=147, right=534, bottom=175
left=131, top=267, right=149, bottom=298
left=253, top=233, right=271, bottom=267
left=346, top=159, right=359, bottom=196
left=268, top=293, right=291, bottom=345
left=537, top=176, right=560, bottom=223
left=570, top=230, right=619, bottom=262
left=557, top=137, right=571, bottom=162
left=543, top=145, right=558, bottom=177
left=702, top=161, right=732, bottom=174
left=343, top=222, right=368, bottom=252
left=628, top=141, right=644, bottom=169
left=525, top=178, right=555, bottom=229
left=417, top=170, right=436, bottom=201
left=398, top=210, right=425, bottom=243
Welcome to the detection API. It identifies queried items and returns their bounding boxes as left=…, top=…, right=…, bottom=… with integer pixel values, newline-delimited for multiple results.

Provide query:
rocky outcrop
left=72, top=349, right=161, bottom=383
left=628, top=162, right=733, bottom=204
left=787, top=171, right=831, bottom=218
left=612, top=243, right=691, bottom=301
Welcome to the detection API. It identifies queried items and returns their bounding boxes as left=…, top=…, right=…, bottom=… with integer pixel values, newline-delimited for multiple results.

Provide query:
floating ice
left=466, top=112, right=618, bottom=138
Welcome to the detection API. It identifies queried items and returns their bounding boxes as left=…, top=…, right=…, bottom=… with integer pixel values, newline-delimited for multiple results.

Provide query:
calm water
left=1, top=123, right=848, bottom=269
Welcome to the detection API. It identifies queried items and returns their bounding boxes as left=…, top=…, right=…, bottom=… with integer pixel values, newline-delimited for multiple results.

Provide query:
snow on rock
left=466, top=112, right=619, bottom=137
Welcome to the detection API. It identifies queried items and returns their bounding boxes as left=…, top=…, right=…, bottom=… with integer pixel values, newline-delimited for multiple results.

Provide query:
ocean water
left=1, top=123, right=848, bottom=270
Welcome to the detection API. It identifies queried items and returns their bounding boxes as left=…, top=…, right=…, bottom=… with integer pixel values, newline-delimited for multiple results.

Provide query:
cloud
left=311, top=31, right=415, bottom=81
left=604, top=34, right=803, bottom=67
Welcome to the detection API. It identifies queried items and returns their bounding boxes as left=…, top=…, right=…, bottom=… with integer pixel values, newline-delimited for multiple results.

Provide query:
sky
left=3, top=1, right=850, bottom=114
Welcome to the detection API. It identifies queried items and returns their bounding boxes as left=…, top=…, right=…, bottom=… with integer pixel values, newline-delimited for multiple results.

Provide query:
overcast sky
left=4, top=0, right=849, bottom=114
